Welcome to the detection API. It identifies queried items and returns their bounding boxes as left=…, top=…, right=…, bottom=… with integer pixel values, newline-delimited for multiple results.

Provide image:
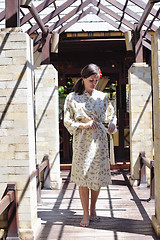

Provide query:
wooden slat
left=33, top=0, right=90, bottom=44
left=136, top=0, right=154, bottom=32
left=39, top=160, right=48, bottom=173
left=0, top=10, right=5, bottom=22
left=50, top=0, right=90, bottom=32
left=58, top=7, right=92, bottom=34
left=142, top=156, right=151, bottom=169
left=20, top=0, right=56, bottom=25
left=27, top=0, right=78, bottom=35
left=105, top=0, right=157, bottom=31
left=91, top=0, right=134, bottom=30
left=91, top=7, right=126, bottom=32
left=130, top=0, right=160, bottom=20
left=29, top=3, right=48, bottom=35
left=0, top=191, right=14, bottom=215
left=142, top=39, right=151, bottom=50
left=36, top=169, right=157, bottom=239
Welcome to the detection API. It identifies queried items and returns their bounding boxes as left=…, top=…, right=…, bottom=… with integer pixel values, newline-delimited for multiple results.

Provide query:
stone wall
left=128, top=63, right=153, bottom=184
left=0, top=28, right=40, bottom=239
left=151, top=28, right=160, bottom=237
left=35, top=64, right=61, bottom=189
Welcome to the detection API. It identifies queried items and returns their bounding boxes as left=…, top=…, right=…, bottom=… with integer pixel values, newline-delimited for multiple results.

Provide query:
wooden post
left=5, top=0, right=20, bottom=27
left=41, top=27, right=51, bottom=65
left=43, top=156, right=51, bottom=189
left=150, top=160, right=155, bottom=199
left=36, top=164, right=41, bottom=203
left=134, top=24, right=143, bottom=63
left=6, top=184, right=21, bottom=240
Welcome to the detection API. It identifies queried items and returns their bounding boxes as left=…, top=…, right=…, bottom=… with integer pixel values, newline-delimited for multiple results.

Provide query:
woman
left=64, top=63, right=116, bottom=227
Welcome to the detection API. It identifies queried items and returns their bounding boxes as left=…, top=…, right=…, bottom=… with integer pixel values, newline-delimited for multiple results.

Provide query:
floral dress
left=64, top=89, right=117, bottom=191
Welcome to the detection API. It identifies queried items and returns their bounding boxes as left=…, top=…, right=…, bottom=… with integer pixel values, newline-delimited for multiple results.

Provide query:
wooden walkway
left=36, top=169, right=159, bottom=240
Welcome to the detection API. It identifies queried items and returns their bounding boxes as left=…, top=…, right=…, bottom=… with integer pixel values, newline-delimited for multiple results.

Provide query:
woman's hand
left=108, top=123, right=116, bottom=134
left=79, top=120, right=98, bottom=130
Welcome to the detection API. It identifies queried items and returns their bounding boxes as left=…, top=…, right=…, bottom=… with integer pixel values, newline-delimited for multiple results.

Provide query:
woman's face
left=83, top=74, right=99, bottom=95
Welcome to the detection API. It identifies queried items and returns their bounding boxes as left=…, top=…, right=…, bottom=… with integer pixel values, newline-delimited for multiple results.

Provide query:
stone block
left=0, top=57, right=12, bottom=65
left=5, top=49, right=26, bottom=58
left=0, top=29, right=39, bottom=237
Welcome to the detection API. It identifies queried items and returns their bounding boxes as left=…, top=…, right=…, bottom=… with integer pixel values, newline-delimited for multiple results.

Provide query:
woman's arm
left=104, top=96, right=117, bottom=134
left=63, top=94, right=81, bottom=135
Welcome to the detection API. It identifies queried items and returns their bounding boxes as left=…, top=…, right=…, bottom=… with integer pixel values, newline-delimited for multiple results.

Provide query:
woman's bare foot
left=80, top=214, right=90, bottom=227
left=90, top=209, right=99, bottom=221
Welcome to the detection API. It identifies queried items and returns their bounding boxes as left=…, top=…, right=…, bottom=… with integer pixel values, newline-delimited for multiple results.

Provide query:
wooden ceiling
left=0, top=0, right=159, bottom=82
left=1, top=0, right=160, bottom=51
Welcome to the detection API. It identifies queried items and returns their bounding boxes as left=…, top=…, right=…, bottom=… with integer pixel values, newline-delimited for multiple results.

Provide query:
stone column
left=0, top=28, right=41, bottom=239
left=128, top=63, right=153, bottom=185
left=151, top=28, right=160, bottom=237
left=35, top=64, right=61, bottom=189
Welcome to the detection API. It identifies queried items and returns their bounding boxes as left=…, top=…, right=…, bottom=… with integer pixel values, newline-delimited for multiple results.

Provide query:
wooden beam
left=136, top=0, right=154, bottom=32
left=58, top=7, right=92, bottom=34
left=26, top=0, right=78, bottom=35
left=105, top=0, right=157, bottom=31
left=134, top=26, right=143, bottom=62
left=5, top=0, right=20, bottom=27
left=50, top=0, right=90, bottom=32
left=28, top=3, right=48, bottom=35
left=142, top=40, right=151, bottom=50
left=20, top=0, right=56, bottom=25
left=0, top=10, right=5, bottom=22
left=91, top=7, right=126, bottom=32
left=41, top=29, right=51, bottom=65
left=33, top=0, right=90, bottom=44
left=130, top=0, right=160, bottom=20
left=91, top=0, right=134, bottom=30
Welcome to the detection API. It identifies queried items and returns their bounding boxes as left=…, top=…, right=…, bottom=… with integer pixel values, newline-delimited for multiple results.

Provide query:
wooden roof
left=1, top=0, right=160, bottom=53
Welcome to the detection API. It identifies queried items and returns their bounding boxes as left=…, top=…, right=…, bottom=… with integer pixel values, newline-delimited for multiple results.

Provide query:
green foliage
left=58, top=79, right=74, bottom=99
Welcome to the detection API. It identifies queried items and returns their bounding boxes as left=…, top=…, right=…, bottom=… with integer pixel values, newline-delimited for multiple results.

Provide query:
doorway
left=51, top=31, right=134, bottom=164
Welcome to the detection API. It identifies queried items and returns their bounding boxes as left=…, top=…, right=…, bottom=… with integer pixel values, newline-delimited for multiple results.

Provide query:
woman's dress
left=64, top=89, right=116, bottom=191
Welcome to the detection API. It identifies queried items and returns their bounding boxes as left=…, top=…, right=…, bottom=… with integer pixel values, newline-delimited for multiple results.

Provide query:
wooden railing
left=139, top=152, right=154, bottom=200
left=36, top=155, right=51, bottom=203
left=0, top=184, right=21, bottom=239
left=0, top=155, right=51, bottom=238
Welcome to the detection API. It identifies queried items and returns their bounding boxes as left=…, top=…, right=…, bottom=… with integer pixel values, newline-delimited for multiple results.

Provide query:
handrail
left=139, top=151, right=154, bottom=200
left=0, top=184, right=21, bottom=239
left=36, top=155, right=51, bottom=203
left=0, top=191, right=14, bottom=215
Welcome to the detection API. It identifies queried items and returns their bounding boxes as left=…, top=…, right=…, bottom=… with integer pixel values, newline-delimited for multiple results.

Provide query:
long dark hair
left=73, top=63, right=100, bottom=95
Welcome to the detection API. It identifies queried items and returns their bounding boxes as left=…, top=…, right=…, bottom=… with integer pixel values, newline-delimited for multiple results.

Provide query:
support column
left=128, top=63, right=153, bottom=185
left=35, top=64, right=62, bottom=189
left=0, top=28, right=41, bottom=239
left=151, top=28, right=160, bottom=237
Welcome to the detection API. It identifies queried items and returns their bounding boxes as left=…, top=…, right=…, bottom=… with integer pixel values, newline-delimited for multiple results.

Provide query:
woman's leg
left=79, top=186, right=90, bottom=227
left=90, top=188, right=100, bottom=221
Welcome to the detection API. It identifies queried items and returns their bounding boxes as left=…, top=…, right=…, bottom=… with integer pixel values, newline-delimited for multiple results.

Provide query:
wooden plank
left=33, top=0, right=90, bottom=44
left=0, top=10, right=5, bottom=22
left=50, top=0, right=90, bottom=32
left=20, top=0, right=56, bottom=25
left=92, top=7, right=126, bottom=32
left=105, top=0, right=157, bottom=31
left=29, top=3, right=48, bottom=35
left=26, top=0, right=78, bottom=35
left=58, top=7, right=92, bottom=34
left=5, top=0, right=20, bottom=27
left=136, top=1, right=154, bottom=32
left=0, top=191, right=14, bottom=215
left=36, top=170, right=158, bottom=240
left=130, top=0, right=160, bottom=20
left=91, top=0, right=134, bottom=30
